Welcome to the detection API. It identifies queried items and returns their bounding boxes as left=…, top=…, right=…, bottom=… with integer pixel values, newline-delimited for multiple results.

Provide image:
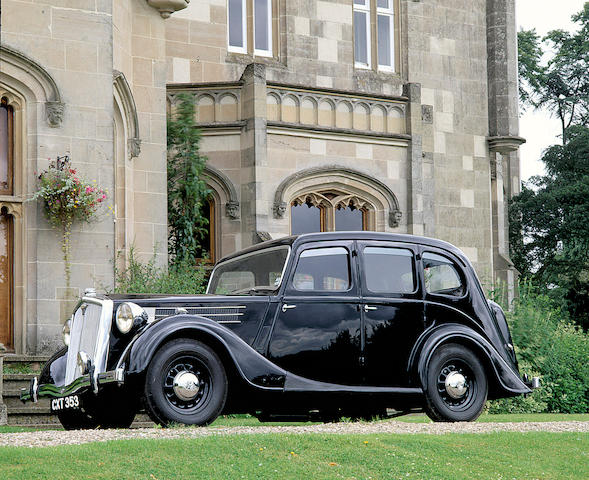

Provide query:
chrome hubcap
left=444, top=371, right=467, bottom=399
left=172, top=371, right=200, bottom=401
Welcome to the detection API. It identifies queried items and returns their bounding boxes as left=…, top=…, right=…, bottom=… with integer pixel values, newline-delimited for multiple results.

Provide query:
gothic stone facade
left=0, top=0, right=522, bottom=355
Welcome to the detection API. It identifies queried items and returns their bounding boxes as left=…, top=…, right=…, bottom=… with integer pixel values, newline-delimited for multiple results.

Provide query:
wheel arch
left=120, top=315, right=287, bottom=392
left=411, top=325, right=530, bottom=398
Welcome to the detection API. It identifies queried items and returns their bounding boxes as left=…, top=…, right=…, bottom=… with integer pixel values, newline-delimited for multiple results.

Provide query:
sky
left=515, top=0, right=583, bottom=180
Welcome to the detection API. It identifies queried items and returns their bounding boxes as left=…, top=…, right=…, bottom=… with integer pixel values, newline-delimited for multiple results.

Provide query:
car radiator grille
left=64, top=298, right=113, bottom=385
left=150, top=306, right=245, bottom=324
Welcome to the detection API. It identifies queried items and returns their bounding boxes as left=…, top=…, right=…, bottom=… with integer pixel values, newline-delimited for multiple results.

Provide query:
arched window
left=199, top=197, right=216, bottom=262
left=1, top=97, right=14, bottom=195
left=290, top=191, right=370, bottom=234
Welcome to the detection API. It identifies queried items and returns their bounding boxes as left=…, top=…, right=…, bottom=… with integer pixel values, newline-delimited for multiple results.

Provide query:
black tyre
left=143, top=338, right=228, bottom=426
left=57, top=404, right=98, bottom=430
left=423, top=343, right=487, bottom=422
left=56, top=390, right=137, bottom=430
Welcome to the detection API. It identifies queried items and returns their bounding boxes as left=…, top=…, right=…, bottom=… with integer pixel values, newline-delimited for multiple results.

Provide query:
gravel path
left=1, top=421, right=588, bottom=448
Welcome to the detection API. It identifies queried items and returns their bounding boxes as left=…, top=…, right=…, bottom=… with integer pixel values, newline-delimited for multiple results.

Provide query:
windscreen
left=207, top=246, right=290, bottom=295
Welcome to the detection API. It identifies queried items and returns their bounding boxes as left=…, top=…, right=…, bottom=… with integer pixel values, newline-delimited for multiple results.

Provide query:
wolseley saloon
left=21, top=232, right=538, bottom=428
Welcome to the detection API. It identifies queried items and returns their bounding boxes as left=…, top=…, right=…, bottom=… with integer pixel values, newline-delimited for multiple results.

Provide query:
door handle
left=282, top=304, right=297, bottom=313
left=364, top=305, right=377, bottom=312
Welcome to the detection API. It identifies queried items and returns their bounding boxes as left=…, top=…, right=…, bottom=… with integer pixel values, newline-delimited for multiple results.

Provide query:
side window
left=292, top=247, right=350, bottom=292
left=423, top=252, right=465, bottom=297
left=363, top=247, right=415, bottom=294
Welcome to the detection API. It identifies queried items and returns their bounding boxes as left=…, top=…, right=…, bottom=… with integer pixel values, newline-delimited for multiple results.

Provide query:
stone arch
left=370, top=104, right=387, bottom=132
left=196, top=94, right=215, bottom=122
left=0, top=44, right=64, bottom=127
left=300, top=96, right=317, bottom=125
left=281, top=94, right=299, bottom=123
left=388, top=105, right=405, bottom=134
left=0, top=82, right=28, bottom=353
left=318, top=98, right=335, bottom=127
left=273, top=165, right=402, bottom=228
left=203, top=165, right=240, bottom=219
left=353, top=102, right=370, bottom=131
left=113, top=71, right=141, bottom=159
left=217, top=92, right=239, bottom=122
left=266, top=92, right=280, bottom=121
left=335, top=100, right=353, bottom=129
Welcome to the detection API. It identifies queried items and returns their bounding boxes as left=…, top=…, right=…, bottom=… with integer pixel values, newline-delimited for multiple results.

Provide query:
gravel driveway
left=1, top=421, right=588, bottom=448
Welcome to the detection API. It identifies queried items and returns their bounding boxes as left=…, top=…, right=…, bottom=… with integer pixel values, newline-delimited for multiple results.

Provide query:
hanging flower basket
left=31, top=156, right=108, bottom=288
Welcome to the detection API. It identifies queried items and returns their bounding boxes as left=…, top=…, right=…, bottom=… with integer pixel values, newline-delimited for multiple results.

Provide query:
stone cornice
left=487, top=135, right=526, bottom=154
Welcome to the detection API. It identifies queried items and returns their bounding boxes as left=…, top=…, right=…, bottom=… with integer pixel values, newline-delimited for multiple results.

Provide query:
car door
left=267, top=241, right=363, bottom=385
left=357, top=241, right=425, bottom=386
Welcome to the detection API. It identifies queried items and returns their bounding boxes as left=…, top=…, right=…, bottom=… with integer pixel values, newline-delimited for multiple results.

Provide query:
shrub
left=113, top=247, right=208, bottom=295
left=487, top=282, right=589, bottom=413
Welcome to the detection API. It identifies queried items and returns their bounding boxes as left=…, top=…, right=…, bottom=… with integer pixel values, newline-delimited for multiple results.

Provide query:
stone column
left=240, top=64, right=268, bottom=246
left=486, top=0, right=524, bottom=301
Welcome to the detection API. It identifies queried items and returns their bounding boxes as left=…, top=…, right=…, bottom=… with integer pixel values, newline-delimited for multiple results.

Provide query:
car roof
left=215, top=231, right=469, bottom=266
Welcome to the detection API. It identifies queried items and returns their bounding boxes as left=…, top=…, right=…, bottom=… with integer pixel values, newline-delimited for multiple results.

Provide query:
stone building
left=0, top=0, right=523, bottom=355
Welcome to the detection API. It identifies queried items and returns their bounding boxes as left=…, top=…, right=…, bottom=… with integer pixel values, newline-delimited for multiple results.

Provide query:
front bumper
left=20, top=368, right=125, bottom=403
left=522, top=374, right=541, bottom=390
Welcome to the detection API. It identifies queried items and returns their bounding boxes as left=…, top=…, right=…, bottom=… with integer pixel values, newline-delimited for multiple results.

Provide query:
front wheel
left=143, top=338, right=228, bottom=426
left=423, top=343, right=487, bottom=422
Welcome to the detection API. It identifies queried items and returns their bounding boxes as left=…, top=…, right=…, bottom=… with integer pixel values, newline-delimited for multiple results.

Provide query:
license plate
left=50, top=395, right=80, bottom=411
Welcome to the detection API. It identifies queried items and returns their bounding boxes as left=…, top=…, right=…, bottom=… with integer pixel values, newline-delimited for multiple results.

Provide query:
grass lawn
left=0, top=431, right=587, bottom=479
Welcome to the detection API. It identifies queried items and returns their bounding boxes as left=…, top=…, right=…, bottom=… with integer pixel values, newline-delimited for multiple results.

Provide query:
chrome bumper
left=522, top=374, right=541, bottom=390
left=20, top=368, right=125, bottom=403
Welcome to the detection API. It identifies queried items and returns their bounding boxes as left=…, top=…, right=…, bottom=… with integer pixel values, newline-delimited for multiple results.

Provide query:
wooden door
left=0, top=209, right=12, bottom=349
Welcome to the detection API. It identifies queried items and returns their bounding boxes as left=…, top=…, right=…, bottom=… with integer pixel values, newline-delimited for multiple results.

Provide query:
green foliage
left=517, top=3, right=589, bottom=143
left=488, top=283, right=589, bottom=414
left=167, top=93, right=210, bottom=264
left=509, top=125, right=589, bottom=329
left=113, top=247, right=208, bottom=295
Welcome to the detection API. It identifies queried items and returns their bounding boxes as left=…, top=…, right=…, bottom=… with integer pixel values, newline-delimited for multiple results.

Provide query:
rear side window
left=423, top=252, right=465, bottom=297
left=292, top=247, right=350, bottom=292
left=363, top=247, right=416, bottom=294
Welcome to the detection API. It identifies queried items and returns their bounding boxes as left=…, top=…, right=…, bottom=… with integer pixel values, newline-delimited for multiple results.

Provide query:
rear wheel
left=143, top=338, right=228, bottom=426
left=423, top=343, right=487, bottom=422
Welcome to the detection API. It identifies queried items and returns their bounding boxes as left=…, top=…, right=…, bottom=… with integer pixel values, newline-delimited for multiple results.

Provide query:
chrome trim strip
left=20, top=369, right=124, bottom=402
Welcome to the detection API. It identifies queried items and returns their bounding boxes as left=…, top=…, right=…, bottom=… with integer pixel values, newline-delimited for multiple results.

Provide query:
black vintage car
left=21, top=232, right=538, bottom=428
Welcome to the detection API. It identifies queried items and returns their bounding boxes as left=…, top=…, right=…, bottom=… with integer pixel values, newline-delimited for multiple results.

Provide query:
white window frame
left=253, top=0, right=273, bottom=57
left=376, top=0, right=395, bottom=72
left=227, top=0, right=248, bottom=54
left=353, top=0, right=371, bottom=69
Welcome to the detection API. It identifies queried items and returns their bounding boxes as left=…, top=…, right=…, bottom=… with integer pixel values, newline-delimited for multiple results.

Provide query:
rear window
left=423, top=252, right=465, bottom=297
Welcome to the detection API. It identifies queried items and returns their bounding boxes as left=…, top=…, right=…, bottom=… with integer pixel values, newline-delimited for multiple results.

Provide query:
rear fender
left=118, top=315, right=287, bottom=390
left=412, top=324, right=530, bottom=395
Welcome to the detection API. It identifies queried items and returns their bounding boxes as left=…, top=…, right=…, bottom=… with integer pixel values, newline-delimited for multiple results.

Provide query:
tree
left=509, top=126, right=589, bottom=330
left=517, top=3, right=589, bottom=144
left=167, top=93, right=210, bottom=264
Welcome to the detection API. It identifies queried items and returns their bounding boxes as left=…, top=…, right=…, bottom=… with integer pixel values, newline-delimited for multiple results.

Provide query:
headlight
left=115, top=302, right=147, bottom=334
left=62, top=318, right=71, bottom=346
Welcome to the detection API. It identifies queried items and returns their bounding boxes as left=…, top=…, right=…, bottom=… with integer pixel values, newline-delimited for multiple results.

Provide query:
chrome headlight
left=62, top=318, right=71, bottom=346
left=115, top=302, right=147, bottom=334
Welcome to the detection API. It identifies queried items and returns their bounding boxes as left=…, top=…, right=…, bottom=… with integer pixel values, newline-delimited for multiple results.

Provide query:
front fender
left=413, top=324, right=530, bottom=396
left=118, top=315, right=287, bottom=390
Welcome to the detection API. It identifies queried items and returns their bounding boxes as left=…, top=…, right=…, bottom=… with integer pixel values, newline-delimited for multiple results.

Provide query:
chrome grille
left=150, top=305, right=245, bottom=324
left=64, top=297, right=114, bottom=386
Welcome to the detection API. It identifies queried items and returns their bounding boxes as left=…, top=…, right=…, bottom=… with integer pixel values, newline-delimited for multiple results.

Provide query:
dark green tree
left=509, top=126, right=589, bottom=329
left=517, top=3, right=589, bottom=144
left=167, top=93, right=210, bottom=263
